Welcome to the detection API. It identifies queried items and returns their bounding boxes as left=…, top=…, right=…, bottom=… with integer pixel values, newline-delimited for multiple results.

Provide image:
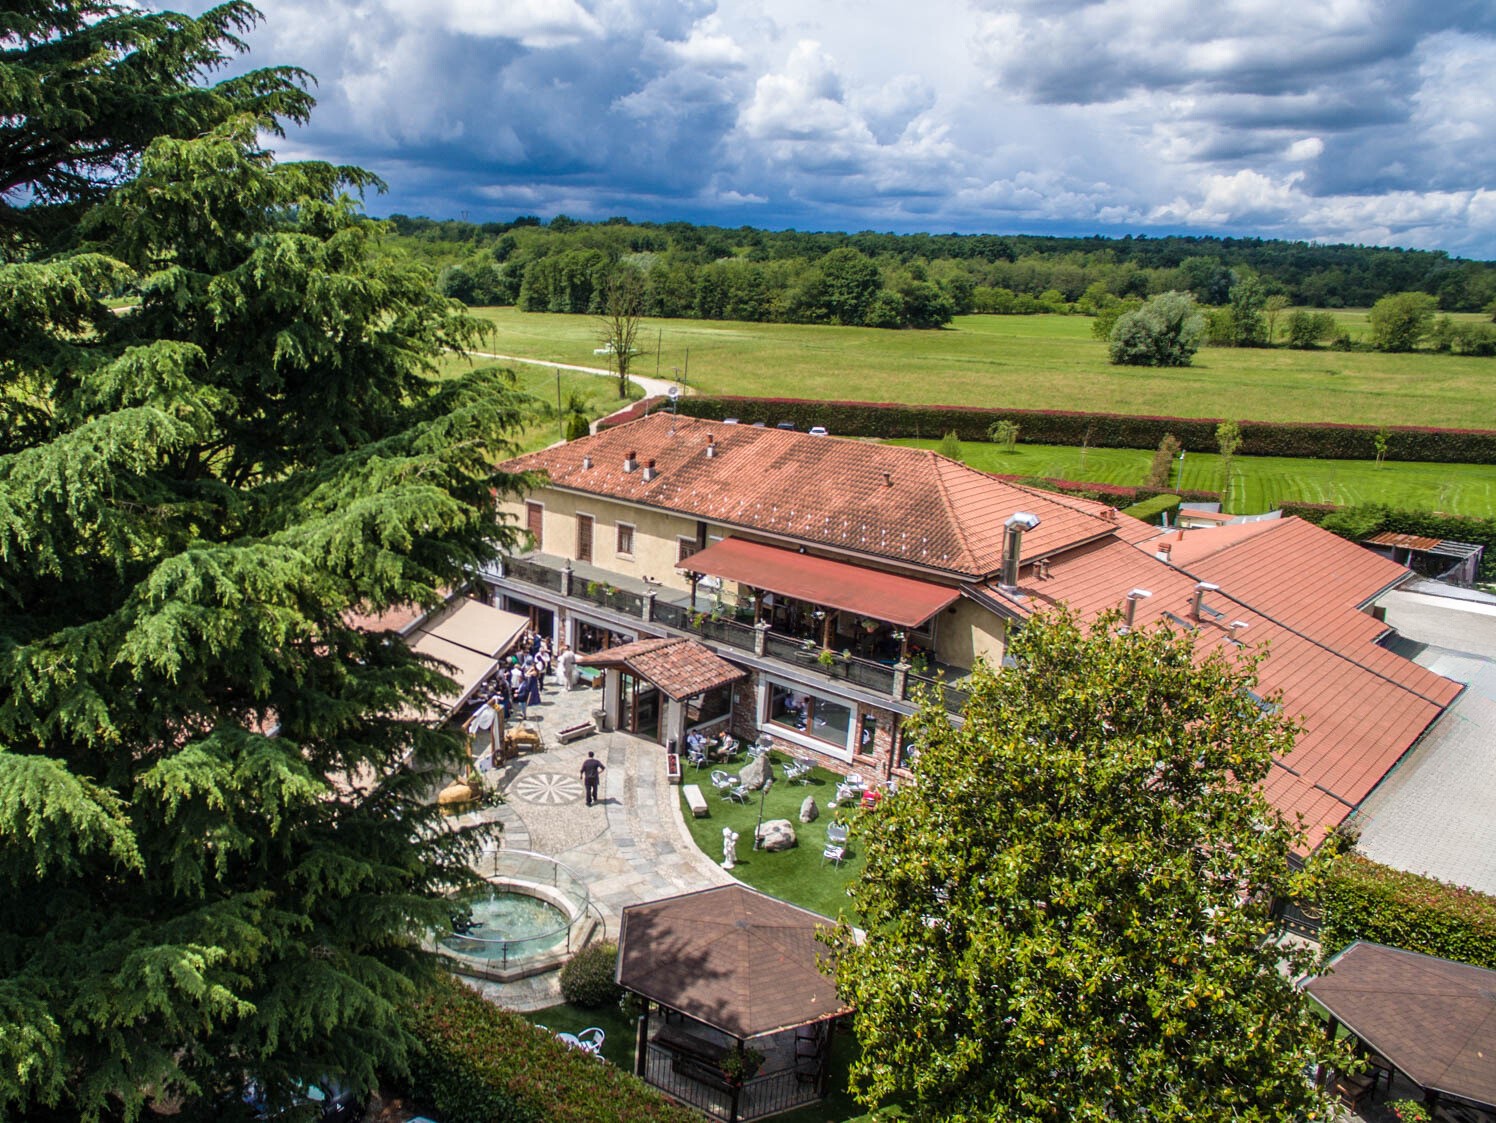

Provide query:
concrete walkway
left=461, top=678, right=732, bottom=1010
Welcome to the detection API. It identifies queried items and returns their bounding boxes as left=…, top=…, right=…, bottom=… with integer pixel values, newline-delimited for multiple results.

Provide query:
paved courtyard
left=458, top=677, right=733, bottom=1009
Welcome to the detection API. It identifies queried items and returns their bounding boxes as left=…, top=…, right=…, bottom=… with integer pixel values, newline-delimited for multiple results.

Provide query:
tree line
left=386, top=214, right=1496, bottom=331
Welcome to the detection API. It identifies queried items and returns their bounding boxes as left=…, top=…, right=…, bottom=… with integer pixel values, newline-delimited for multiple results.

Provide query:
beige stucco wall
left=503, top=487, right=705, bottom=596
left=934, top=596, right=1006, bottom=671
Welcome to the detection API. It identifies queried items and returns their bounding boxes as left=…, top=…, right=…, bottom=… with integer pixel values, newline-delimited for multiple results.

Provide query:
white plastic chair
left=710, top=769, right=734, bottom=794
left=725, top=783, right=749, bottom=804
left=576, top=1026, right=606, bottom=1058
left=823, top=821, right=849, bottom=865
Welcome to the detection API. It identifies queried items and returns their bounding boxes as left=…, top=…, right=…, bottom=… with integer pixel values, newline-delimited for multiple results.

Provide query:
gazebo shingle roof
left=577, top=637, right=746, bottom=700
left=617, top=884, right=850, bottom=1040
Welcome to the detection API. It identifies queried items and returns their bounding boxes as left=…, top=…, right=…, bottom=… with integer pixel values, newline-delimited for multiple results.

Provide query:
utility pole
left=655, top=329, right=662, bottom=378
left=682, top=348, right=689, bottom=389
left=556, top=368, right=563, bottom=439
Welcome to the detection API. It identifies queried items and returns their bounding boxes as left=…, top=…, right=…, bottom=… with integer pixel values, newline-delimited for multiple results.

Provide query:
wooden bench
left=683, top=784, right=710, bottom=818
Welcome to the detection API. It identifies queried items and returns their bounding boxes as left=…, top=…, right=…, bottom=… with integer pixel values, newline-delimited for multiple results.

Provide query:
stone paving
left=461, top=676, right=733, bottom=1010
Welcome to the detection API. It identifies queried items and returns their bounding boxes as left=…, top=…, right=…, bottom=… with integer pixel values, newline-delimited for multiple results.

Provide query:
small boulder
left=798, top=796, right=819, bottom=824
left=738, top=751, right=773, bottom=791
left=756, top=819, right=797, bottom=852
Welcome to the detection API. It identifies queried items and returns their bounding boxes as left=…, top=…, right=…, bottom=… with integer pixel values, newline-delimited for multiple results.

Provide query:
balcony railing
left=501, top=556, right=563, bottom=593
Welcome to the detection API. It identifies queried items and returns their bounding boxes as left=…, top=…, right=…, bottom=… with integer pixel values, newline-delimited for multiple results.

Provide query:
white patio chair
left=710, top=769, right=734, bottom=794
left=783, top=758, right=812, bottom=785
left=688, top=744, right=709, bottom=770
left=725, top=783, right=749, bottom=803
left=823, top=821, right=849, bottom=865
left=576, top=1026, right=606, bottom=1058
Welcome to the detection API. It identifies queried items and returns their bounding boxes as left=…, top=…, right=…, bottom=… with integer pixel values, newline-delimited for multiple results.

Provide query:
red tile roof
left=977, top=535, right=1458, bottom=850
left=578, top=637, right=747, bottom=700
left=681, top=537, right=960, bottom=627
left=501, top=415, right=1115, bottom=577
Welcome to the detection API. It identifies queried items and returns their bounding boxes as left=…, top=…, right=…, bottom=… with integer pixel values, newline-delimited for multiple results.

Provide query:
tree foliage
left=828, top=608, right=1339, bottom=1122
left=0, top=4, right=532, bottom=1119
left=1107, top=290, right=1205, bottom=366
left=1368, top=291, right=1438, bottom=352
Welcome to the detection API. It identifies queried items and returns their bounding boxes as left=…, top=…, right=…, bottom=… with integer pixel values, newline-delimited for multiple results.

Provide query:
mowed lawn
left=892, top=438, right=1496, bottom=518
left=467, top=306, right=1496, bottom=430
left=433, top=348, right=641, bottom=454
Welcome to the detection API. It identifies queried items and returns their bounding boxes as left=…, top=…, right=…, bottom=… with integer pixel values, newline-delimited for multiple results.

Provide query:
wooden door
left=576, top=514, right=593, bottom=563
left=525, top=502, right=543, bottom=549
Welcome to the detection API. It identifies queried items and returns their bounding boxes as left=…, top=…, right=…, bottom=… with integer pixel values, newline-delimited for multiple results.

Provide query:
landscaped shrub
left=1122, top=494, right=1182, bottom=524
left=674, top=395, right=1496, bottom=464
left=1318, top=853, right=1496, bottom=971
left=559, top=940, right=623, bottom=1008
left=404, top=975, right=695, bottom=1123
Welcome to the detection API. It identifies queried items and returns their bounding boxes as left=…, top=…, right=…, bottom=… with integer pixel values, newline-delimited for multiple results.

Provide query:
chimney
left=1037, top=558, right=1052, bottom=580
left=1156, top=542, right=1172, bottom=564
left=581, top=454, right=593, bottom=470
left=705, top=435, right=717, bottom=458
left=999, top=512, right=1041, bottom=590
left=881, top=471, right=893, bottom=487
left=623, top=450, right=638, bottom=473
left=1191, top=581, right=1220, bottom=620
left=642, top=458, right=658, bottom=482
left=1122, top=588, right=1152, bottom=631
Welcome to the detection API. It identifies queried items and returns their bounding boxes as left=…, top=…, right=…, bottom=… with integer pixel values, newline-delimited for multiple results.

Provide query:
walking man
left=558, top=643, right=577, bottom=691
left=580, top=751, right=605, bottom=807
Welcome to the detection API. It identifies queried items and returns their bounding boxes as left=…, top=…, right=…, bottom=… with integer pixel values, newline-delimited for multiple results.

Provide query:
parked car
left=776, top=420, right=795, bottom=430
left=807, top=426, right=829, bottom=436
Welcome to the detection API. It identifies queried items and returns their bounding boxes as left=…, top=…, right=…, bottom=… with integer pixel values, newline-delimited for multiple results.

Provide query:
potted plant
left=665, top=753, right=682, bottom=784
left=1388, top=1101, right=1431, bottom=1123
left=858, top=617, right=878, bottom=634
left=816, top=648, right=837, bottom=669
left=718, top=1045, right=765, bottom=1086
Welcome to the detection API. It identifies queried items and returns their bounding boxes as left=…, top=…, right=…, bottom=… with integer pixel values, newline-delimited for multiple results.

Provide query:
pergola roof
left=1303, top=942, right=1496, bottom=1108
left=578, top=637, right=746, bottom=701
left=616, top=884, right=850, bottom=1040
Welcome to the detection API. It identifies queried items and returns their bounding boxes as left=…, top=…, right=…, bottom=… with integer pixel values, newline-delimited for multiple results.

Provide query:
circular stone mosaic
left=510, top=771, right=583, bottom=805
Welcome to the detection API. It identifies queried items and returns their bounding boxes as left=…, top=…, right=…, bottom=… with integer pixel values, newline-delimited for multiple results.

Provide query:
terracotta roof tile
left=578, top=637, right=746, bottom=700
left=501, top=415, right=1114, bottom=577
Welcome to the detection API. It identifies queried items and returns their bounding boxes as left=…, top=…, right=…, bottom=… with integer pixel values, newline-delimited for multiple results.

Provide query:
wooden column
left=634, top=1003, right=649, bottom=1078
left=820, top=611, right=833, bottom=651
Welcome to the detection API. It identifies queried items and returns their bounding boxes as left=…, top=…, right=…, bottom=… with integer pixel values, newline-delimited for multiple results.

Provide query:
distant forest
left=385, top=214, right=1496, bottom=330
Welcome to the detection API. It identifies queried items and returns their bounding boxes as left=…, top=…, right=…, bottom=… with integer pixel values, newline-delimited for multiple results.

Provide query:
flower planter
left=666, top=754, right=682, bottom=784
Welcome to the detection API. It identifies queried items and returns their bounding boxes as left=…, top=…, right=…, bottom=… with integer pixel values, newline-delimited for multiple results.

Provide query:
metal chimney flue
left=999, top=512, right=1041, bottom=590
left=1191, top=581, right=1220, bottom=620
left=1123, top=588, right=1152, bottom=632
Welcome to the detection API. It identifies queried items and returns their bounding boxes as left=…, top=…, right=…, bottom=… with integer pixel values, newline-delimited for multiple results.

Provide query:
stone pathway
left=461, top=679, right=732, bottom=1010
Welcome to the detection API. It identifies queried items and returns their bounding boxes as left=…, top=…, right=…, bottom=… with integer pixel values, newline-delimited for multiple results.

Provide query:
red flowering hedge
left=675, top=395, right=1496, bottom=464
left=403, top=976, right=695, bottom=1123
left=1319, top=853, right=1496, bottom=970
left=596, top=395, right=666, bottom=431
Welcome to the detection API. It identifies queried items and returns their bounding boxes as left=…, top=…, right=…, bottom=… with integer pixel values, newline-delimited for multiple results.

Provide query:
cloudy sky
left=173, top=0, right=1496, bottom=257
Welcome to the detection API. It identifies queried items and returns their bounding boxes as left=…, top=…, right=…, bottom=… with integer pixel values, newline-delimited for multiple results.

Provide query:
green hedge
left=404, top=976, right=695, bottom=1123
left=1282, top=502, right=1496, bottom=580
left=1122, top=494, right=1183, bottom=524
left=1319, top=853, right=1496, bottom=971
left=677, top=395, right=1496, bottom=464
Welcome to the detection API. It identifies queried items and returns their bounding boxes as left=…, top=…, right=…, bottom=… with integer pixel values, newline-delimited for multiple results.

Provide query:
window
left=576, top=514, right=593, bottom=563
left=677, top=536, right=698, bottom=564
left=768, top=681, right=853, bottom=755
left=525, top=502, right=543, bottom=550
left=616, top=522, right=635, bottom=557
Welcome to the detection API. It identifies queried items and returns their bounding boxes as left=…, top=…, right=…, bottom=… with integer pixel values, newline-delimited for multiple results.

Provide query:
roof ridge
left=927, top=452, right=981, bottom=573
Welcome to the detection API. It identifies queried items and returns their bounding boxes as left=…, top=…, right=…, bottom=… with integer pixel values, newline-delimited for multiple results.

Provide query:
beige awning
left=409, top=631, right=501, bottom=721
left=419, top=598, right=528, bottom=658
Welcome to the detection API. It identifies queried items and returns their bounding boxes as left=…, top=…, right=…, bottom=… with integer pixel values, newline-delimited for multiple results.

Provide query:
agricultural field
left=466, top=306, right=1496, bottom=430
left=434, top=348, right=641, bottom=454
left=891, top=438, right=1496, bottom=519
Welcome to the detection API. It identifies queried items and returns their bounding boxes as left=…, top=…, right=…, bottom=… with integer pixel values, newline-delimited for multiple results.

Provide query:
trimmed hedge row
left=1282, top=502, right=1496, bottom=580
left=676, top=395, right=1496, bottom=464
left=404, top=976, right=695, bottom=1123
left=1319, top=853, right=1496, bottom=971
left=1123, top=494, right=1183, bottom=524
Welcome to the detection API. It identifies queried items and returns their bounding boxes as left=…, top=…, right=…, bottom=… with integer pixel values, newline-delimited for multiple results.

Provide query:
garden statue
left=721, top=827, right=740, bottom=870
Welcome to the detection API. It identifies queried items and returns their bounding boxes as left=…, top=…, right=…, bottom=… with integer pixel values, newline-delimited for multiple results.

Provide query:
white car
left=807, top=426, right=829, bottom=437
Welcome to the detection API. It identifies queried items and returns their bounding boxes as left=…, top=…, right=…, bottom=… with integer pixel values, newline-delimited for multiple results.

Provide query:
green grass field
left=433, top=349, right=642, bottom=454
left=467, top=306, right=1496, bottom=430
left=676, top=758, right=866, bottom=923
left=892, top=438, right=1496, bottom=518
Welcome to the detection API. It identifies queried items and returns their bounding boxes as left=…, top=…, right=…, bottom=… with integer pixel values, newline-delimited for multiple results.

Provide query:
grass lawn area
left=677, top=757, right=867, bottom=924
left=432, top=348, right=643, bottom=455
left=524, top=1000, right=638, bottom=1069
left=467, top=306, right=1496, bottom=430
left=892, top=438, right=1496, bottom=519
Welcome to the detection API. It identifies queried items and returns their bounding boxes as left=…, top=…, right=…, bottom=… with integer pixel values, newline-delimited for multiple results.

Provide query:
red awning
left=681, top=537, right=960, bottom=628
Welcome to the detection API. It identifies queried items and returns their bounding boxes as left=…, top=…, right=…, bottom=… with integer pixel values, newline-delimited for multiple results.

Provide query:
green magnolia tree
left=0, top=4, right=531, bottom=1120
left=828, top=608, right=1342, bottom=1122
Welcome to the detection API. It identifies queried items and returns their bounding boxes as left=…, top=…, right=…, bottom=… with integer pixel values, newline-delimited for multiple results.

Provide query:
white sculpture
left=721, top=827, right=740, bottom=870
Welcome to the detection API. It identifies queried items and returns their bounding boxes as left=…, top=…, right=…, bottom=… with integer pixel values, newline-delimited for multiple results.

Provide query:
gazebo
left=1302, top=941, right=1496, bottom=1118
left=616, top=884, right=852, bottom=1122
